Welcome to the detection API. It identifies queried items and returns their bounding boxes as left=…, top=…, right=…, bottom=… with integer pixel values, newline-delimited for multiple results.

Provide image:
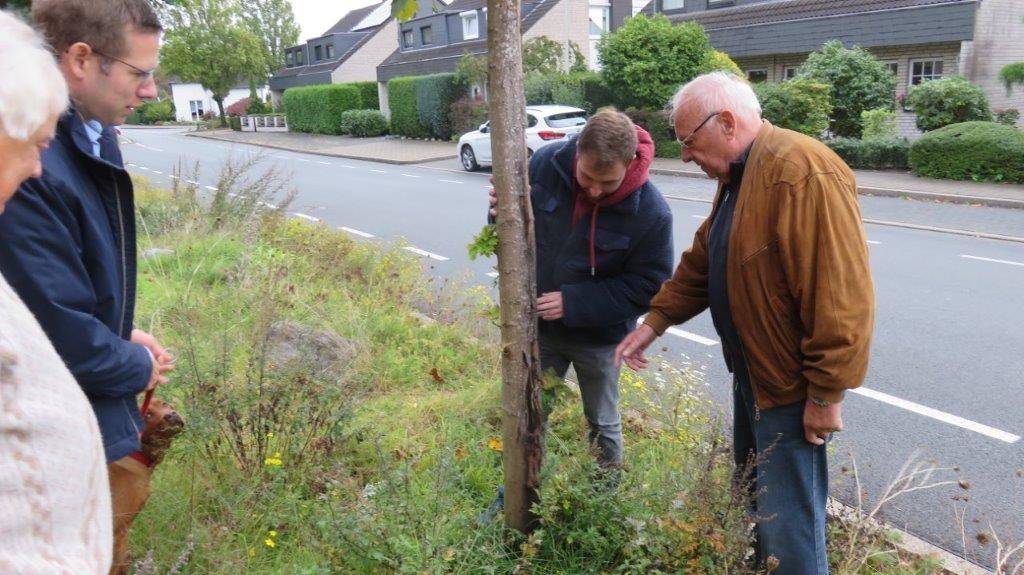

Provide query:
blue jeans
left=539, top=333, right=623, bottom=466
left=734, top=370, right=830, bottom=575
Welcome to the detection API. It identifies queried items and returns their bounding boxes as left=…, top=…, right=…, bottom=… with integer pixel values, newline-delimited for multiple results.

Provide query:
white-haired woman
left=0, top=10, right=112, bottom=574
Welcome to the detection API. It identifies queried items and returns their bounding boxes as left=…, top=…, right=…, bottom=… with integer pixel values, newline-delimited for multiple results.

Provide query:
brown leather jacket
left=645, top=122, right=874, bottom=409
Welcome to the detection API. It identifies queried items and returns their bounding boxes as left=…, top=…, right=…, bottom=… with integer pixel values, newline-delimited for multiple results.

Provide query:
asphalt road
left=122, top=128, right=1024, bottom=570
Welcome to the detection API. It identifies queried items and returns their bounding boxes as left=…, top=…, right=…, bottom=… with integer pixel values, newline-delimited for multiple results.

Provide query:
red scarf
left=571, top=126, right=655, bottom=275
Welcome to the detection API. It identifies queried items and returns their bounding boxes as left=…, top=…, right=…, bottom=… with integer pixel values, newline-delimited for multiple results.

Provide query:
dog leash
left=140, top=387, right=155, bottom=418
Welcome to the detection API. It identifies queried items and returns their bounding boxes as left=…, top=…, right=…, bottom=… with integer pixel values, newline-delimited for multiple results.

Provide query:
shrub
left=415, top=73, right=461, bottom=140
left=282, top=84, right=362, bottom=134
left=826, top=137, right=909, bottom=170
left=449, top=97, right=488, bottom=139
left=349, top=81, right=380, bottom=110
left=909, top=121, right=1024, bottom=183
left=127, top=99, right=176, bottom=125
left=753, top=79, right=832, bottom=137
left=797, top=40, right=896, bottom=137
left=225, top=97, right=252, bottom=117
left=339, top=109, right=388, bottom=137
left=228, top=116, right=242, bottom=131
left=905, top=76, right=991, bottom=132
left=525, top=72, right=587, bottom=108
left=999, top=62, right=1024, bottom=94
left=523, top=36, right=563, bottom=75
left=387, top=76, right=424, bottom=138
left=994, top=108, right=1020, bottom=126
left=246, top=97, right=271, bottom=115
left=578, top=72, right=616, bottom=113
left=598, top=15, right=712, bottom=110
left=625, top=108, right=680, bottom=159
left=860, top=108, right=898, bottom=141
left=700, top=50, right=742, bottom=76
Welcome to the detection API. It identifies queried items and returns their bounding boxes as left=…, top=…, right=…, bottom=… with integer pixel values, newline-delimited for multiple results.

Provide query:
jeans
left=734, top=369, right=830, bottom=575
left=539, top=332, right=623, bottom=466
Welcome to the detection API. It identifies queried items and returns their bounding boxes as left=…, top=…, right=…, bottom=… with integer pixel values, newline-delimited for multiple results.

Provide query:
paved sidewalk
left=651, top=158, right=1024, bottom=210
left=187, top=129, right=455, bottom=165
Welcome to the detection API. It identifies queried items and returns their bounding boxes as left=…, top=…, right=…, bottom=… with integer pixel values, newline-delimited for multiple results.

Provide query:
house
left=269, top=1, right=447, bottom=108
left=169, top=81, right=270, bottom=122
left=644, top=0, right=1024, bottom=136
left=375, top=0, right=636, bottom=118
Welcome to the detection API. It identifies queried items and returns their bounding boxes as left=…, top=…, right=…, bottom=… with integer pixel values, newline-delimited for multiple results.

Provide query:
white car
left=457, top=105, right=589, bottom=172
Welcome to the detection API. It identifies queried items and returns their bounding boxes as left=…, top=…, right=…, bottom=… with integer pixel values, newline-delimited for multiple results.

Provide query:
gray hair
left=669, top=71, right=762, bottom=124
left=0, top=10, right=68, bottom=141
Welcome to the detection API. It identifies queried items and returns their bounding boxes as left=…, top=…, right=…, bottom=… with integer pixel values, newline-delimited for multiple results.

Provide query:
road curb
left=650, top=168, right=1024, bottom=211
left=184, top=131, right=456, bottom=165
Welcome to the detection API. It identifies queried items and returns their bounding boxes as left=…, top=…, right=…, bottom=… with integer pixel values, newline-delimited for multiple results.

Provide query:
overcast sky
left=290, top=0, right=381, bottom=40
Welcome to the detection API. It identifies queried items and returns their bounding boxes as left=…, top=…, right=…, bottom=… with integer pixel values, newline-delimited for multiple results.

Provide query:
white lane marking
left=204, top=185, right=218, bottom=191
left=292, top=213, right=320, bottom=222
left=168, top=175, right=178, bottom=179
left=138, top=166, right=150, bottom=171
left=296, top=158, right=311, bottom=163
left=187, top=180, right=201, bottom=186
left=850, top=387, right=1020, bottom=444
left=126, top=162, right=136, bottom=167
left=440, top=179, right=464, bottom=184
left=691, top=214, right=707, bottom=220
left=636, top=318, right=719, bottom=346
left=371, top=169, right=387, bottom=174
left=340, top=226, right=374, bottom=238
left=401, top=174, right=421, bottom=178
left=403, top=246, right=449, bottom=261
left=136, top=143, right=164, bottom=152
left=867, top=240, right=881, bottom=245
left=316, top=161, right=331, bottom=165
left=485, top=272, right=499, bottom=278
left=227, top=192, right=240, bottom=198
left=341, top=165, right=356, bottom=169
left=960, top=254, right=1024, bottom=268
left=260, top=201, right=278, bottom=209
left=151, top=170, right=163, bottom=175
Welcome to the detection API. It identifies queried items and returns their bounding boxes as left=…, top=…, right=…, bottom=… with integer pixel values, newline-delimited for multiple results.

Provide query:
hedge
left=909, top=121, right=1024, bottom=183
left=825, top=138, right=909, bottom=170
left=389, top=73, right=462, bottom=139
left=624, top=108, right=680, bottom=159
left=229, top=116, right=242, bottom=131
left=339, top=109, right=389, bottom=137
left=282, top=84, right=362, bottom=134
left=350, top=81, right=380, bottom=110
left=126, top=99, right=175, bottom=125
left=578, top=72, right=616, bottom=113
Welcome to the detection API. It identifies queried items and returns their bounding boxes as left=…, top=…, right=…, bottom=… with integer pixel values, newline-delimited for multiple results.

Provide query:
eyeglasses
left=92, top=48, right=155, bottom=83
left=677, top=111, right=720, bottom=149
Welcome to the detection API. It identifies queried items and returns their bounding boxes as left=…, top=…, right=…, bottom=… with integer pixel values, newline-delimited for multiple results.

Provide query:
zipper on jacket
left=738, top=345, right=761, bottom=421
left=111, top=168, right=129, bottom=337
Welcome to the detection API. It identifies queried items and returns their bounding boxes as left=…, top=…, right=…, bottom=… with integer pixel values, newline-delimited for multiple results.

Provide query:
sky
left=290, top=0, right=381, bottom=41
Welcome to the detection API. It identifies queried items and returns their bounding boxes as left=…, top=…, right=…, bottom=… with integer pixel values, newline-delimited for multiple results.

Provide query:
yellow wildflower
left=268, top=530, right=277, bottom=538
left=264, top=538, right=276, bottom=548
left=487, top=438, right=503, bottom=452
left=264, top=452, right=283, bottom=467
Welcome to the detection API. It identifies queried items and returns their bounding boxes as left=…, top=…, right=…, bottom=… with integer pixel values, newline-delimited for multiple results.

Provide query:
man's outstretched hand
left=614, top=323, right=657, bottom=371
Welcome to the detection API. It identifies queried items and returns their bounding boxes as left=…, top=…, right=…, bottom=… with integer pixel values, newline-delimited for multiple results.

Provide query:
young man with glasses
left=0, top=1, right=172, bottom=571
left=616, top=72, right=875, bottom=574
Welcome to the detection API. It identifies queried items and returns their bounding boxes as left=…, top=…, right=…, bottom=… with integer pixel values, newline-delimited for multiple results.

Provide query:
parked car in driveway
left=457, top=105, right=588, bottom=171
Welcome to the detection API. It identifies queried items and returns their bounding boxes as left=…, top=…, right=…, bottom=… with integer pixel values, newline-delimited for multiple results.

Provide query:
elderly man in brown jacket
left=616, top=72, right=874, bottom=574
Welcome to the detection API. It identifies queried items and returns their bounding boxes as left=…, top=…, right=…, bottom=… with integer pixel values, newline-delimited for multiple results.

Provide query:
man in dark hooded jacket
left=491, top=110, right=673, bottom=467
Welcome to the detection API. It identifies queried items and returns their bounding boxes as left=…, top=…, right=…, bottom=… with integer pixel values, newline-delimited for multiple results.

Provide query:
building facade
left=169, top=82, right=269, bottom=123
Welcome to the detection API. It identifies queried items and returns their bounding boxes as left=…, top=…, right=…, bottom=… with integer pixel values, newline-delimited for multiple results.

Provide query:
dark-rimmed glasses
left=677, top=111, right=720, bottom=149
left=92, top=48, right=155, bottom=83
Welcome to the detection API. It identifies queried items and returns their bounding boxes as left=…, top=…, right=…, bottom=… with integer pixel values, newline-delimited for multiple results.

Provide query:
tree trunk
left=488, top=0, right=544, bottom=534
left=214, top=96, right=227, bottom=127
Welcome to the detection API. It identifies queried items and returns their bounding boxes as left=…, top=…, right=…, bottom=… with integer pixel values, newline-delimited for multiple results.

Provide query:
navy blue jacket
left=531, top=138, right=674, bottom=345
left=0, top=110, right=150, bottom=463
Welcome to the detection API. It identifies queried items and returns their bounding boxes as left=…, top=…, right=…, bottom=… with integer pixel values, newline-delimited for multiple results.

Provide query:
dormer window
left=461, top=10, right=479, bottom=40
left=286, top=51, right=294, bottom=66
left=326, top=44, right=334, bottom=59
left=420, top=25, right=432, bottom=45
left=403, top=28, right=414, bottom=48
left=315, top=45, right=323, bottom=60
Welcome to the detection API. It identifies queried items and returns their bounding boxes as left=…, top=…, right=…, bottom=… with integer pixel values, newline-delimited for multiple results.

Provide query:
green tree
left=243, top=0, right=300, bottom=79
left=797, top=40, right=896, bottom=138
left=700, top=50, right=742, bottom=76
left=598, top=15, right=711, bottom=110
left=160, top=0, right=265, bottom=126
left=455, top=50, right=489, bottom=97
left=905, top=75, right=991, bottom=132
left=522, top=36, right=563, bottom=75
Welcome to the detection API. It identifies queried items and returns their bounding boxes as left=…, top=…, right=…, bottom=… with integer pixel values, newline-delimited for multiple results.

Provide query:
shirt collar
left=82, top=119, right=104, bottom=155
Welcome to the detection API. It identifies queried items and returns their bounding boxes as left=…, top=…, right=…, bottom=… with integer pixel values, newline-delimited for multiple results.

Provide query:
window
left=420, top=25, right=432, bottom=45
left=297, top=50, right=304, bottom=65
left=526, top=114, right=538, bottom=128
left=589, top=3, right=610, bottom=35
left=746, top=69, right=768, bottom=83
left=402, top=29, right=414, bottom=48
left=286, top=51, right=294, bottom=66
left=782, top=66, right=798, bottom=80
left=461, top=10, right=479, bottom=40
left=188, top=100, right=204, bottom=121
left=885, top=61, right=899, bottom=77
left=326, top=44, right=334, bottom=59
left=545, top=111, right=588, bottom=128
left=662, top=0, right=684, bottom=9
left=314, top=45, right=323, bottom=61
left=909, top=59, right=943, bottom=85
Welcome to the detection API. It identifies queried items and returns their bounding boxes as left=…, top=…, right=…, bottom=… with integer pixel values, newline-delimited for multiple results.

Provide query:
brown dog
left=108, top=398, right=184, bottom=575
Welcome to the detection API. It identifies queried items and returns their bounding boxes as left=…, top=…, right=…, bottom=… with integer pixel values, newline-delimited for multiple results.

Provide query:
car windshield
left=544, top=111, right=588, bottom=128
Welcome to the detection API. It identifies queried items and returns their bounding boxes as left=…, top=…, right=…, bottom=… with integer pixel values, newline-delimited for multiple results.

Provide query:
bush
left=387, top=77, right=425, bottom=138
left=246, top=97, right=271, bottom=115
left=415, top=73, right=461, bottom=140
left=282, top=84, right=362, bottom=134
left=225, top=97, right=252, bottom=117
left=700, top=50, right=742, bottom=76
left=999, top=62, right=1024, bottom=94
left=449, top=97, right=488, bottom=139
left=994, top=108, right=1020, bottom=126
left=126, top=99, right=176, bottom=125
left=339, top=109, right=388, bottom=137
left=825, top=137, right=909, bottom=170
left=909, top=121, right=1024, bottom=183
left=625, top=108, right=680, bottom=159
left=350, top=81, right=380, bottom=110
left=228, top=116, right=241, bottom=131
left=753, top=79, right=832, bottom=137
left=860, top=108, right=898, bottom=141
left=598, top=15, right=712, bottom=110
left=797, top=40, right=896, bottom=138
left=905, top=76, right=991, bottom=132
